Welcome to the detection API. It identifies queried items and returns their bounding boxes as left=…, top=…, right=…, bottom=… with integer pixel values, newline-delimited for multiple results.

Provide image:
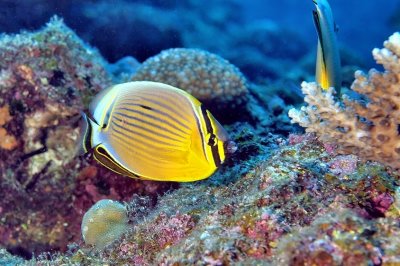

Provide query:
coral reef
left=274, top=208, right=398, bottom=265
left=132, top=48, right=249, bottom=122
left=1, top=8, right=399, bottom=266
left=0, top=17, right=174, bottom=257
left=0, top=16, right=110, bottom=256
left=21, top=131, right=400, bottom=265
left=289, top=32, right=400, bottom=170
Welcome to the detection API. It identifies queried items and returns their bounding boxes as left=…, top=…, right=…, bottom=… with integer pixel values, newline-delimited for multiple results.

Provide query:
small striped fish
left=312, top=0, right=342, bottom=93
left=79, top=81, right=237, bottom=182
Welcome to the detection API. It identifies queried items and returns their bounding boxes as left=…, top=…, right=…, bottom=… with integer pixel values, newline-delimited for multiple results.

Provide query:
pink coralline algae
left=329, top=155, right=358, bottom=177
left=153, top=213, right=196, bottom=248
left=369, top=192, right=394, bottom=216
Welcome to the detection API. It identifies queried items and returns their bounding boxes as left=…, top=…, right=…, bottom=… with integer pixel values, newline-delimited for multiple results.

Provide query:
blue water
left=244, top=0, right=400, bottom=66
left=1, top=0, right=398, bottom=70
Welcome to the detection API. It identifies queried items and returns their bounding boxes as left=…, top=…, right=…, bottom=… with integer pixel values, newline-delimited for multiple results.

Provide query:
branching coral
left=289, top=32, right=400, bottom=170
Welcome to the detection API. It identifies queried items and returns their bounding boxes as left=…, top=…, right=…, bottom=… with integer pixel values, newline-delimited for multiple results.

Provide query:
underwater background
left=0, top=0, right=400, bottom=265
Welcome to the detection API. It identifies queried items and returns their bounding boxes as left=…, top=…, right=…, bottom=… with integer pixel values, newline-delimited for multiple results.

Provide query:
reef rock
left=132, top=48, right=249, bottom=123
left=0, top=17, right=173, bottom=258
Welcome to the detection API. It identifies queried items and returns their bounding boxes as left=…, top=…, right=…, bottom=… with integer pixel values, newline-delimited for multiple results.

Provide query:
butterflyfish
left=79, top=81, right=237, bottom=182
left=312, top=0, right=342, bottom=93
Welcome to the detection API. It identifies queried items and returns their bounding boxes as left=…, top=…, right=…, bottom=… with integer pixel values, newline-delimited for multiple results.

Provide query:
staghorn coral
left=289, top=32, right=400, bottom=170
left=131, top=48, right=249, bottom=122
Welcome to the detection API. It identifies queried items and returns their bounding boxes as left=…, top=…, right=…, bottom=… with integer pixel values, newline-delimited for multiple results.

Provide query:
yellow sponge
left=81, top=199, right=128, bottom=249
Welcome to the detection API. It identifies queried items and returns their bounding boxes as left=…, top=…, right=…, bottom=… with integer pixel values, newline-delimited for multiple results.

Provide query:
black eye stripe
left=208, top=134, right=216, bottom=146
left=200, top=105, right=221, bottom=167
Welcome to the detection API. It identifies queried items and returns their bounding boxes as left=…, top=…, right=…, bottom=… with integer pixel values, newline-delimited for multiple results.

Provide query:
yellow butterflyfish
left=312, top=0, right=342, bottom=93
left=79, top=81, right=237, bottom=182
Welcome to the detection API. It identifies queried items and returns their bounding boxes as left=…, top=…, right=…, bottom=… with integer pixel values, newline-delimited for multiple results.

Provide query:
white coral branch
left=289, top=32, right=400, bottom=170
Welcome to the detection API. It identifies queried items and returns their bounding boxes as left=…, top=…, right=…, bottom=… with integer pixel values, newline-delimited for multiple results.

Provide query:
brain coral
left=131, top=48, right=248, bottom=122
left=81, top=199, right=129, bottom=250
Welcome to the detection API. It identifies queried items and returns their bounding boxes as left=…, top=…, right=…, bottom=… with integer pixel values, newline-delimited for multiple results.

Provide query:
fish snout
left=225, top=140, right=238, bottom=155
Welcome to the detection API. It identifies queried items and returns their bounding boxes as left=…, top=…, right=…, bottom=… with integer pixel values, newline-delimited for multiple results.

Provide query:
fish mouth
left=224, top=140, right=238, bottom=155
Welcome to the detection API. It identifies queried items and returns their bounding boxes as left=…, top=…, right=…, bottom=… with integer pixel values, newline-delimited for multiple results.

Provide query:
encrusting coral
left=289, top=32, right=400, bottom=170
left=131, top=48, right=249, bottom=122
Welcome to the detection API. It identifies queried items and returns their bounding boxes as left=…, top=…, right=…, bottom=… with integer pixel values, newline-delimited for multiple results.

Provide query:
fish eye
left=208, top=134, right=216, bottom=146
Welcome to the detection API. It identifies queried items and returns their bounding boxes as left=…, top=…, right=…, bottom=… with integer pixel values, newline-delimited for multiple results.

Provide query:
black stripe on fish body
left=113, top=107, right=188, bottom=140
left=201, top=105, right=214, bottom=134
left=94, top=145, right=138, bottom=178
left=112, top=112, right=184, bottom=143
left=139, top=105, right=152, bottom=110
left=102, top=96, right=118, bottom=129
left=200, top=105, right=222, bottom=167
left=110, top=120, right=183, bottom=150
left=116, top=101, right=191, bottom=134
left=111, top=134, right=196, bottom=171
left=313, top=9, right=327, bottom=69
left=192, top=104, right=207, bottom=161
left=122, top=90, right=193, bottom=122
